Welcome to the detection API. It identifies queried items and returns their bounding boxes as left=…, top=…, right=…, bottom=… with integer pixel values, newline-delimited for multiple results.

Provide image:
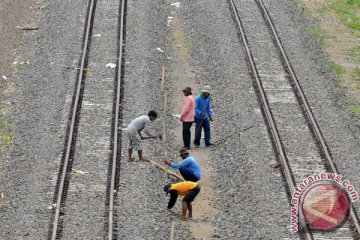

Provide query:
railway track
left=228, top=0, right=360, bottom=239
left=48, top=0, right=127, bottom=239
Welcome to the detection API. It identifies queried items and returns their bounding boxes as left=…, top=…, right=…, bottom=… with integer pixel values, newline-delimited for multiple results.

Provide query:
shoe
left=184, top=146, right=191, bottom=150
left=205, top=143, right=214, bottom=147
left=194, top=145, right=199, bottom=148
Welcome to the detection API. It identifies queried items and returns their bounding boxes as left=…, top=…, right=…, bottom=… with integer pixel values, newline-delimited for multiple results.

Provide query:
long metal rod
left=228, top=0, right=313, bottom=238
left=256, top=0, right=360, bottom=234
left=51, top=0, right=96, bottom=239
left=107, top=0, right=126, bottom=238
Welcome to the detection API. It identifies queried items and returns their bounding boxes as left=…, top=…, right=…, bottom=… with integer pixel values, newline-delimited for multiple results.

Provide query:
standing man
left=163, top=181, right=201, bottom=221
left=180, top=87, right=195, bottom=150
left=126, top=110, right=162, bottom=161
left=194, top=85, right=213, bottom=147
left=164, top=148, right=201, bottom=182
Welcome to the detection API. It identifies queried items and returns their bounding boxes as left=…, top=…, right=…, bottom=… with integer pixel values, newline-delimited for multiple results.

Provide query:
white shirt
left=127, top=116, right=152, bottom=135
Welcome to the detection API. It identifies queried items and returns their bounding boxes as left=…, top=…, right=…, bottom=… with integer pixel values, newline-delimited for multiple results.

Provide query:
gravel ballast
left=0, top=0, right=359, bottom=239
left=263, top=0, right=360, bottom=213
left=0, top=0, right=89, bottom=238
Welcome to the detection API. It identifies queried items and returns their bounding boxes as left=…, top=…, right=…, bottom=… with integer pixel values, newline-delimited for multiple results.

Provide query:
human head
left=163, top=183, right=171, bottom=196
left=179, top=148, right=189, bottom=159
left=201, top=85, right=211, bottom=98
left=148, top=110, right=158, bottom=121
left=182, top=87, right=192, bottom=96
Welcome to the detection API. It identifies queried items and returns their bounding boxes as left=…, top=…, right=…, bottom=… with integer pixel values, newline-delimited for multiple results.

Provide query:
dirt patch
left=168, top=14, right=217, bottom=239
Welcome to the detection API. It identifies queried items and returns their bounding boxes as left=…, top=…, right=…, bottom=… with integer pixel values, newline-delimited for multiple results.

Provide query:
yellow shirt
left=169, top=181, right=198, bottom=196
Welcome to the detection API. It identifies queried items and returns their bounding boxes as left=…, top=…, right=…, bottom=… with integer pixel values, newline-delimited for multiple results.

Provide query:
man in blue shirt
left=194, top=85, right=213, bottom=147
left=164, top=148, right=201, bottom=182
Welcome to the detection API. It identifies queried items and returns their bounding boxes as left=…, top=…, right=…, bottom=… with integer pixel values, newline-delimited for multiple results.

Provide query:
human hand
left=200, top=112, right=205, bottom=117
left=209, top=116, right=213, bottom=121
left=163, top=159, right=170, bottom=165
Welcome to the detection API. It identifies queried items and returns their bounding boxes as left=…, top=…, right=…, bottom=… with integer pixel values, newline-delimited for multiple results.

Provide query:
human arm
left=194, top=96, right=203, bottom=118
left=142, top=122, right=155, bottom=138
left=206, top=98, right=212, bottom=121
left=140, top=122, right=162, bottom=140
left=140, top=132, right=162, bottom=140
left=168, top=158, right=191, bottom=169
left=138, top=130, right=154, bottom=140
left=167, top=190, right=178, bottom=209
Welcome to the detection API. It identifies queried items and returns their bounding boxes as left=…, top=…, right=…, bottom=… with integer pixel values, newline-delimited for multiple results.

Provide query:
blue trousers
left=194, top=117, right=211, bottom=146
left=180, top=168, right=200, bottom=182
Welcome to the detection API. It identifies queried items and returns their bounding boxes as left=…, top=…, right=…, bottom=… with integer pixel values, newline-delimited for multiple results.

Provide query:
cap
left=179, top=148, right=189, bottom=156
left=163, top=183, right=171, bottom=196
left=182, top=87, right=192, bottom=94
left=202, top=85, right=211, bottom=94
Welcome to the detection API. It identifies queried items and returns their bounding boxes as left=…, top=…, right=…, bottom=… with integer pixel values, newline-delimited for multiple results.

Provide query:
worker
left=163, top=148, right=201, bottom=182
left=126, top=110, right=162, bottom=161
left=194, top=85, right=213, bottom=148
left=180, top=87, right=195, bottom=150
left=163, top=181, right=201, bottom=221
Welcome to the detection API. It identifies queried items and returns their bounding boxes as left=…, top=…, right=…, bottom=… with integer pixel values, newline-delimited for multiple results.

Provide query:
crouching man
left=163, top=181, right=201, bottom=221
left=163, top=148, right=201, bottom=182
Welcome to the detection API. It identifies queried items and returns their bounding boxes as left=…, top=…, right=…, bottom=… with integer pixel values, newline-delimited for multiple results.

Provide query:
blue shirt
left=169, top=155, right=201, bottom=180
left=195, top=95, right=212, bottom=119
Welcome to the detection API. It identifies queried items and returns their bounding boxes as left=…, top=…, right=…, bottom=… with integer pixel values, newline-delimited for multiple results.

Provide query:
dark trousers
left=183, top=185, right=201, bottom=202
left=182, top=121, right=193, bottom=148
left=194, top=118, right=211, bottom=146
left=180, top=168, right=199, bottom=182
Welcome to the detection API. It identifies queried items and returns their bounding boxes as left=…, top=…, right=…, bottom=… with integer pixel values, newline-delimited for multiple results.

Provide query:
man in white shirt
left=127, top=110, right=162, bottom=161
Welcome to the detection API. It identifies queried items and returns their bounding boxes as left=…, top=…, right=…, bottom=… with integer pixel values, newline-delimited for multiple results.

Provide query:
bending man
left=164, top=181, right=201, bottom=221
left=126, top=110, right=162, bottom=161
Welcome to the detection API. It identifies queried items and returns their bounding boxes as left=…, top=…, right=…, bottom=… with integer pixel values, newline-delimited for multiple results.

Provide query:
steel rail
left=106, top=0, right=126, bottom=238
left=50, top=0, right=97, bottom=239
left=256, top=0, right=360, bottom=235
left=228, top=0, right=313, bottom=239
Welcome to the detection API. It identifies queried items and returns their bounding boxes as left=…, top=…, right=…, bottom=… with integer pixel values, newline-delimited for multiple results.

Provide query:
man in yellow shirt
left=163, top=181, right=201, bottom=221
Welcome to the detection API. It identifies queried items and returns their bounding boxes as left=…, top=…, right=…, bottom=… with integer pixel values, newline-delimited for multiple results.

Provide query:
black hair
left=148, top=110, right=158, bottom=118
